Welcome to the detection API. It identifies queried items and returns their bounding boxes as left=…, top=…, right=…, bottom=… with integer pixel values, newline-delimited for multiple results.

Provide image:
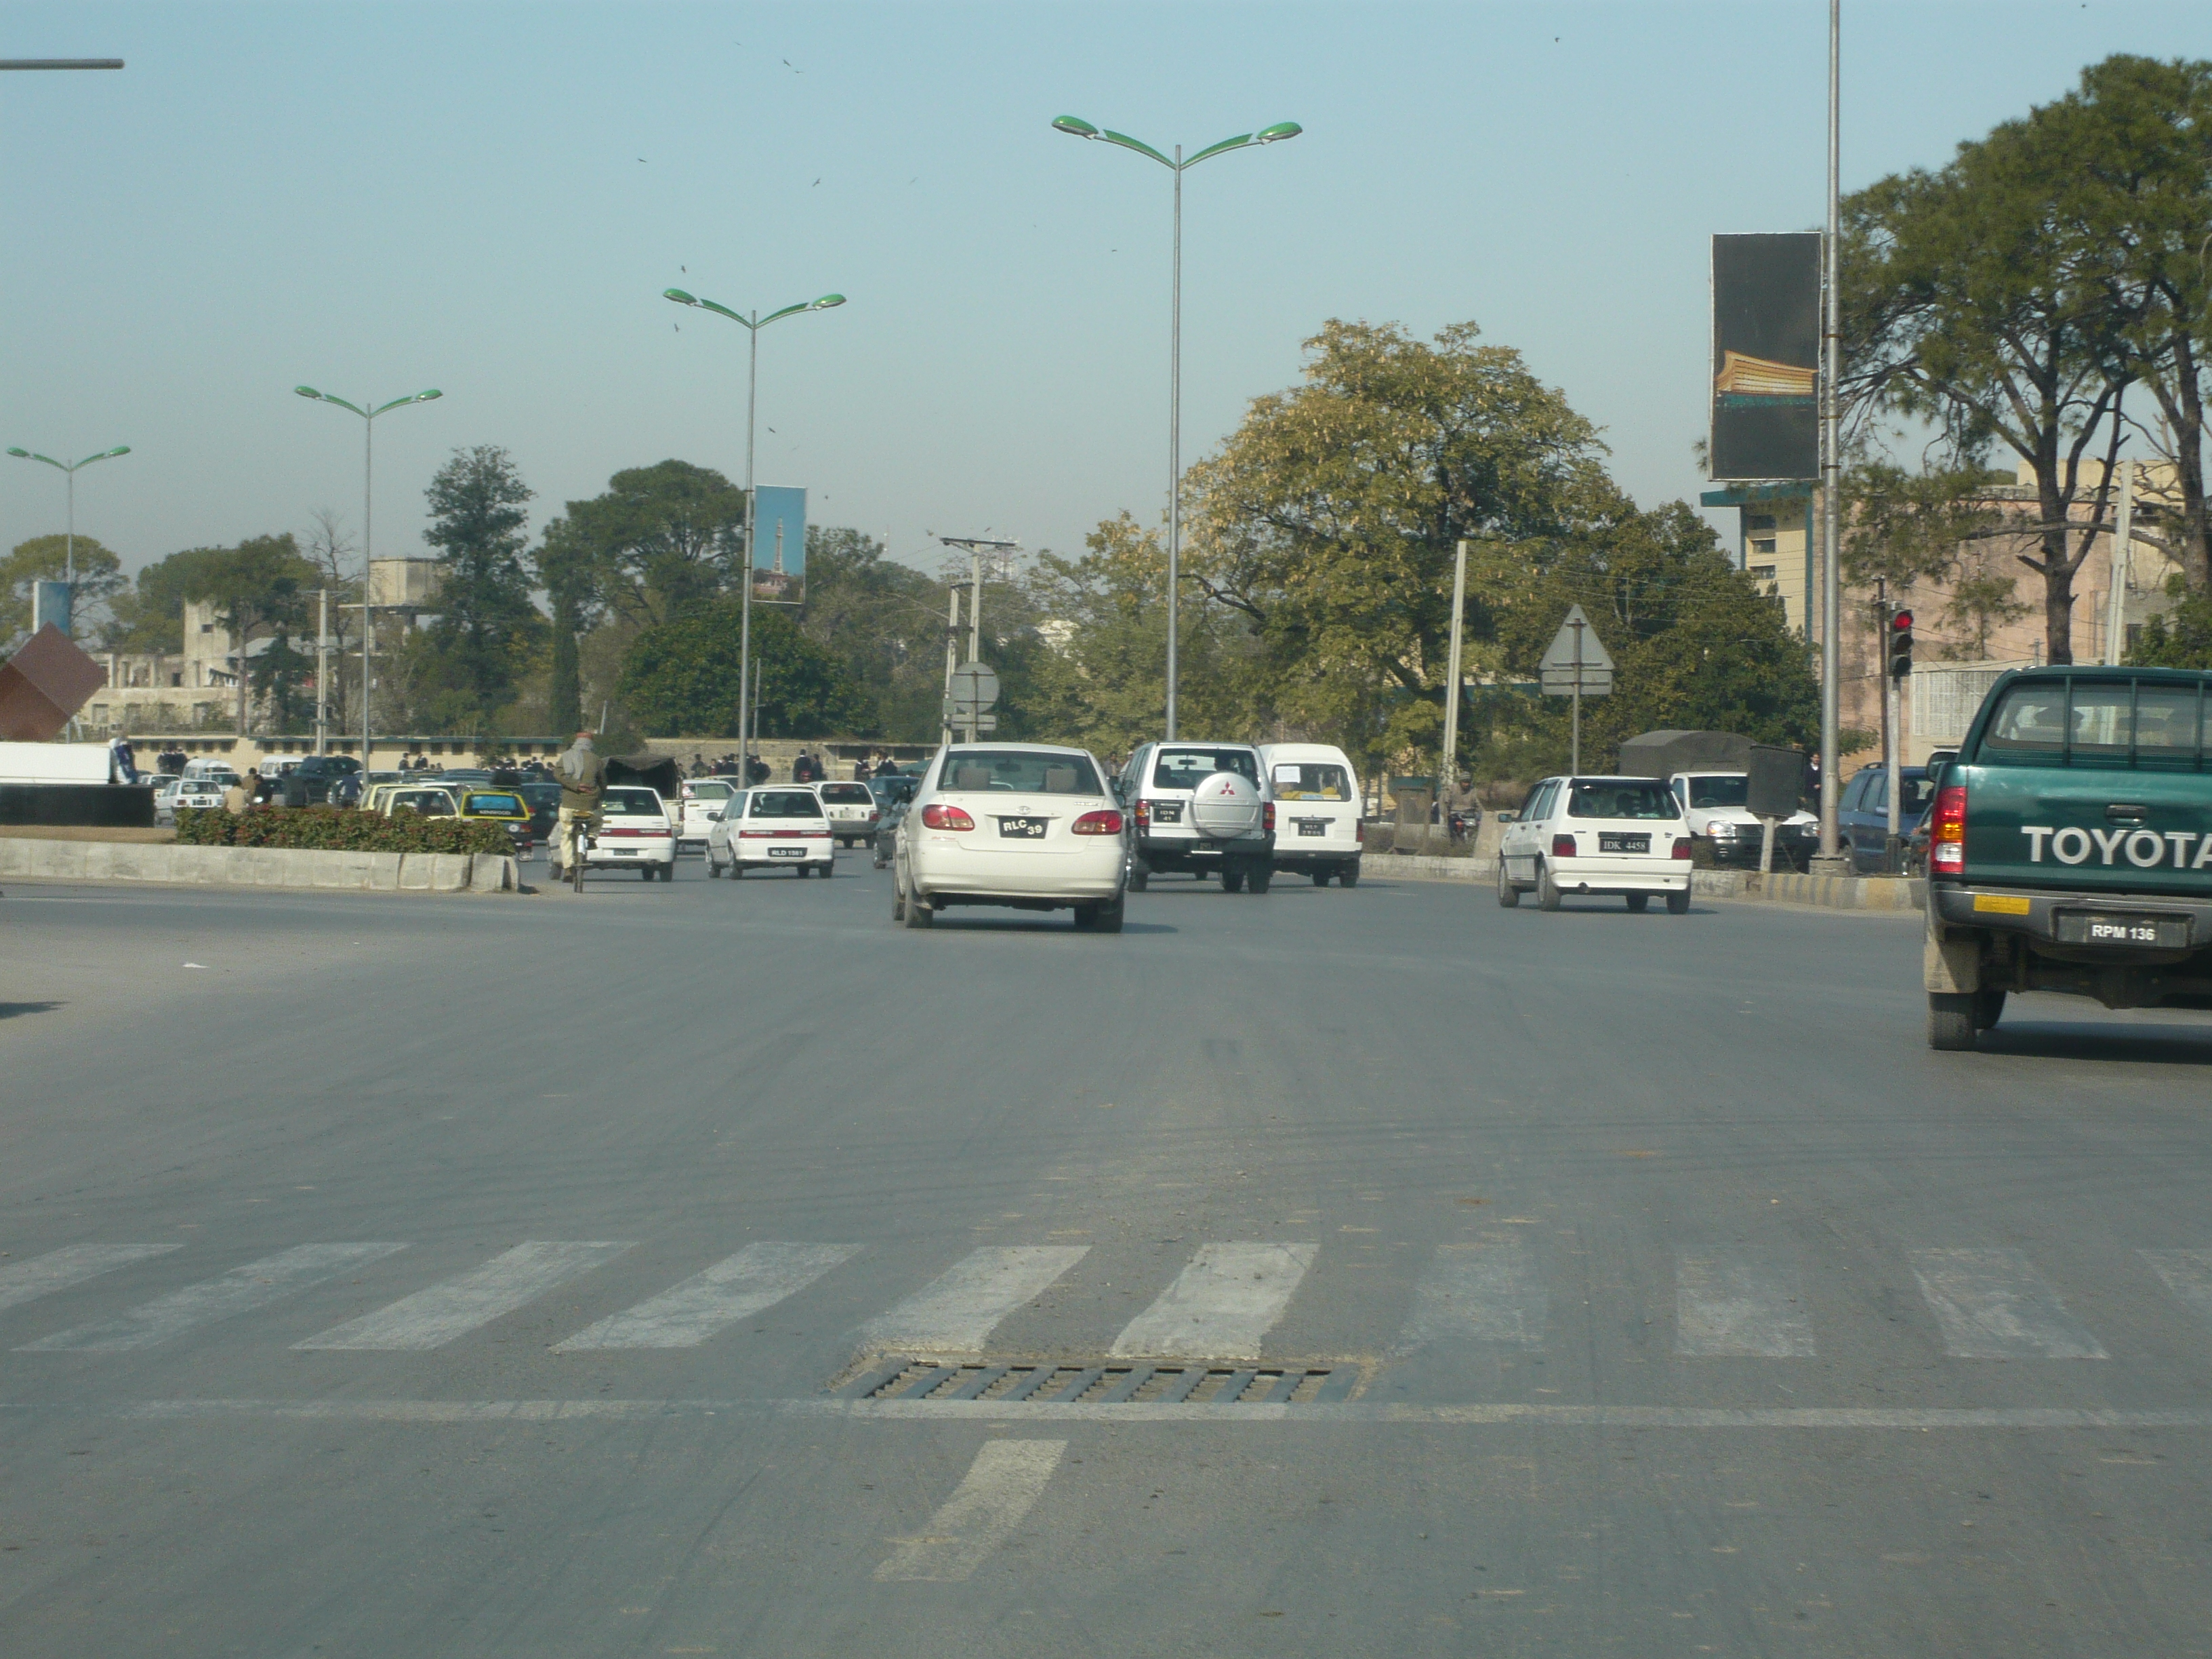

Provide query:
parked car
left=451, top=787, right=534, bottom=853
left=871, top=773, right=919, bottom=808
left=156, top=777, right=226, bottom=821
left=895, top=743, right=1126, bottom=930
left=1258, top=741, right=1364, bottom=886
left=182, top=758, right=239, bottom=784
left=676, top=777, right=743, bottom=853
left=1666, top=770, right=1819, bottom=869
left=579, top=785, right=678, bottom=880
left=816, top=780, right=880, bottom=847
left=385, top=787, right=458, bottom=817
left=708, top=786, right=836, bottom=878
left=1496, top=775, right=1694, bottom=914
left=279, top=754, right=361, bottom=807
left=1118, top=740, right=1275, bottom=893
left=1837, top=764, right=1938, bottom=874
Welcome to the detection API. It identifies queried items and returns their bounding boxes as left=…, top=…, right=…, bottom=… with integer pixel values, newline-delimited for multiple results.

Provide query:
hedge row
left=174, top=806, right=515, bottom=857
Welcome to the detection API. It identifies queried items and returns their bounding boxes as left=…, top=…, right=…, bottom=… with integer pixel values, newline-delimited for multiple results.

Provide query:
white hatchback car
left=815, top=779, right=880, bottom=847
left=895, top=743, right=1126, bottom=930
left=1496, top=775, right=1694, bottom=914
left=582, top=785, right=678, bottom=881
left=707, top=787, right=836, bottom=878
left=156, top=777, right=228, bottom=821
left=676, top=777, right=743, bottom=853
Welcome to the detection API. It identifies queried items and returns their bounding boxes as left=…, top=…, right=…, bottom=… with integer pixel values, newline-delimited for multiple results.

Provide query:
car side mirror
left=707, top=811, right=722, bottom=821
left=1497, top=811, right=1517, bottom=824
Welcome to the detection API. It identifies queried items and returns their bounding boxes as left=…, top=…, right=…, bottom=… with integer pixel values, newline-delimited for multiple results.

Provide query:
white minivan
left=1496, top=775, right=1694, bottom=914
left=1257, top=742, right=1364, bottom=887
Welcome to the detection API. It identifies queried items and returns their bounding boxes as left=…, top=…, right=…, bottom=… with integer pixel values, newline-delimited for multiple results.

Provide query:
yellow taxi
left=450, top=787, right=535, bottom=853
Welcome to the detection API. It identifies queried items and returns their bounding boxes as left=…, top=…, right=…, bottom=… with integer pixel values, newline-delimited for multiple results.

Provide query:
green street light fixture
left=6, top=444, right=133, bottom=620
left=663, top=288, right=846, bottom=772
left=293, top=386, right=444, bottom=759
left=1053, top=115, right=1301, bottom=739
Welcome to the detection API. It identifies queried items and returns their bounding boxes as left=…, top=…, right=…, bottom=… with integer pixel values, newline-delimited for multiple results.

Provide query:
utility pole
left=2105, top=462, right=2135, bottom=665
left=1570, top=615, right=1584, bottom=775
left=1814, top=0, right=1845, bottom=870
left=941, top=588, right=962, bottom=745
left=1440, top=538, right=1469, bottom=787
left=315, top=588, right=330, bottom=754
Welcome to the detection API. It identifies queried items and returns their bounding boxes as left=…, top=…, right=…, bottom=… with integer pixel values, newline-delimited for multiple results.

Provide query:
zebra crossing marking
left=1110, top=1241, right=1317, bottom=1359
left=0, top=1244, right=182, bottom=1315
left=1395, top=1237, right=1547, bottom=1351
left=554, top=1242, right=861, bottom=1351
left=857, top=1246, right=1088, bottom=1353
left=18, top=1244, right=407, bottom=1353
left=1675, top=1250, right=1817, bottom=1357
left=873, top=1440, right=1065, bottom=1581
left=2141, top=1249, right=2212, bottom=1328
left=295, top=1241, right=632, bottom=1351
left=1909, top=1248, right=2108, bottom=1359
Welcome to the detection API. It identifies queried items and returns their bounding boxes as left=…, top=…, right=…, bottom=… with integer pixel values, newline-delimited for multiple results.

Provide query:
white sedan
left=581, top=785, right=678, bottom=881
left=894, top=743, right=1126, bottom=930
left=707, top=787, right=836, bottom=877
left=155, top=777, right=227, bottom=821
left=1496, top=775, right=1694, bottom=914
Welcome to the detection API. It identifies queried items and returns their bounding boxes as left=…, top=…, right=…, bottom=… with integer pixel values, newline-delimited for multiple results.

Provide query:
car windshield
left=750, top=791, right=823, bottom=819
left=1685, top=775, right=1748, bottom=808
left=395, top=792, right=453, bottom=815
left=1567, top=781, right=1679, bottom=820
left=819, top=783, right=874, bottom=803
left=688, top=781, right=738, bottom=800
left=943, top=751, right=1103, bottom=794
left=1151, top=748, right=1257, bottom=791
left=463, top=793, right=524, bottom=815
left=518, top=782, right=561, bottom=806
left=1271, top=762, right=1351, bottom=800
left=602, top=788, right=664, bottom=817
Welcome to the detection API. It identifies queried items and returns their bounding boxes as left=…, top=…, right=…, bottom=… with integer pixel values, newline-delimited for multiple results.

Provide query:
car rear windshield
left=1567, top=781, right=1679, bottom=820
left=1683, top=775, right=1748, bottom=808
left=750, top=790, right=823, bottom=818
left=602, top=788, right=665, bottom=817
left=944, top=752, right=1103, bottom=794
left=688, top=781, right=738, bottom=800
left=518, top=782, right=560, bottom=806
left=395, top=792, right=453, bottom=815
left=818, top=783, right=873, bottom=803
left=463, top=793, right=524, bottom=815
left=1271, top=762, right=1351, bottom=800
left=1152, top=748, right=1257, bottom=791
left=1982, top=678, right=2208, bottom=764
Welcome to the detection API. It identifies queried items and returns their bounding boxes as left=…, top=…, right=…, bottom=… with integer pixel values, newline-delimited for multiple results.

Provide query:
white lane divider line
left=553, top=1242, right=861, bottom=1351
left=873, top=1439, right=1066, bottom=1582
left=1394, top=1237, right=1547, bottom=1352
left=857, top=1246, right=1088, bottom=1353
left=17, top=1244, right=408, bottom=1352
left=1109, top=1241, right=1317, bottom=1359
left=1910, top=1248, right=2108, bottom=1359
left=2141, top=1249, right=2212, bottom=1326
left=295, top=1241, right=632, bottom=1351
left=1675, top=1250, right=1817, bottom=1358
left=0, top=1244, right=182, bottom=1316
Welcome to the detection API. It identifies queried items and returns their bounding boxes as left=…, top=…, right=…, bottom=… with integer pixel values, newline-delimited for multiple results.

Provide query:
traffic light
left=1888, top=608, right=1914, bottom=678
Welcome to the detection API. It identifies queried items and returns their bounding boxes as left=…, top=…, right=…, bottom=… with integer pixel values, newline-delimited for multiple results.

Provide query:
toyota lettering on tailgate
left=2018, top=825, right=2212, bottom=869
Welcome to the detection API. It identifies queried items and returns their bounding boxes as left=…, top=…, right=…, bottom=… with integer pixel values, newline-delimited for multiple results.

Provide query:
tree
left=1, top=534, right=125, bottom=645
left=187, top=534, right=318, bottom=733
left=2127, top=578, right=2212, bottom=668
left=619, top=598, right=865, bottom=738
left=417, top=445, right=544, bottom=731
left=546, top=460, right=745, bottom=630
left=798, top=527, right=953, bottom=739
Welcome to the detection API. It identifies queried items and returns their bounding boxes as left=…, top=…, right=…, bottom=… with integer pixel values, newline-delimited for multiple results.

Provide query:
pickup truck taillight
left=1134, top=798, right=1152, bottom=830
left=1071, top=809, right=1124, bottom=835
left=1931, top=783, right=1967, bottom=874
left=922, top=803, right=975, bottom=831
left=1552, top=834, right=1578, bottom=858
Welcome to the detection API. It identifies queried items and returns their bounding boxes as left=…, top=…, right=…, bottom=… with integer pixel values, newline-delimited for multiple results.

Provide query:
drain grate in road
left=837, top=1359, right=1356, bottom=1406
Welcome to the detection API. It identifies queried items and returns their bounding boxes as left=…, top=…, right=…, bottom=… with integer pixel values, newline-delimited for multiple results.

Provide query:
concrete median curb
left=0, top=838, right=516, bottom=895
left=1373, top=851, right=1923, bottom=912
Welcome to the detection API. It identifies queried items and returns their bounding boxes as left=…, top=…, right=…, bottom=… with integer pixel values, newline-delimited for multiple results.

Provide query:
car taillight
left=1552, top=834, right=1578, bottom=858
left=1134, top=798, right=1151, bottom=830
left=1071, top=809, right=1124, bottom=835
left=1672, top=838, right=1692, bottom=859
left=1262, top=802, right=1275, bottom=834
left=1932, top=783, right=1967, bottom=874
left=922, top=803, right=975, bottom=831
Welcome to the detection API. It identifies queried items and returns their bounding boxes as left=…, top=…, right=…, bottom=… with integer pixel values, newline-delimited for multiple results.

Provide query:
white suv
left=1118, top=741, right=1276, bottom=893
left=1496, top=775, right=1694, bottom=914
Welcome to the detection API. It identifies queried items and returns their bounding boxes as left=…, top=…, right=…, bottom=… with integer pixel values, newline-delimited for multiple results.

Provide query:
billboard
left=1709, top=232, right=1820, bottom=482
left=750, top=487, right=806, bottom=605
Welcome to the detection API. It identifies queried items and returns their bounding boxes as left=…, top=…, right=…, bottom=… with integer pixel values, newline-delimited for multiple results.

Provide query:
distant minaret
left=774, top=520, right=786, bottom=575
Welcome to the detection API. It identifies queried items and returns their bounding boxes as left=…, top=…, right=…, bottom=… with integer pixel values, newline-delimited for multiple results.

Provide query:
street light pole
left=6, top=445, right=131, bottom=623
left=294, top=387, right=443, bottom=764
left=1052, top=115, right=1302, bottom=741
left=664, top=287, right=845, bottom=775
left=1816, top=0, right=1844, bottom=866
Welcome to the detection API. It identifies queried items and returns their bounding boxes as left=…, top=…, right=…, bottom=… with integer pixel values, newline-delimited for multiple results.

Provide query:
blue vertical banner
left=751, top=487, right=806, bottom=605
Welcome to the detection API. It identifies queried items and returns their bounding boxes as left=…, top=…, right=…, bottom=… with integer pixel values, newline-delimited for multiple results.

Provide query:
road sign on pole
left=1539, top=605, right=1614, bottom=773
left=947, top=660, right=1000, bottom=741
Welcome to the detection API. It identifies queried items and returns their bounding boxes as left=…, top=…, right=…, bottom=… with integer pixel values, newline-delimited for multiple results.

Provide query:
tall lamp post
left=663, top=288, right=844, bottom=772
left=293, top=387, right=442, bottom=764
left=5, top=445, right=131, bottom=622
left=1052, top=114, right=1300, bottom=740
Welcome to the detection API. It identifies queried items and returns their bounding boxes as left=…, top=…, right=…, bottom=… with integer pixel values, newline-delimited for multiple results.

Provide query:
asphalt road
left=3, top=851, right=2211, bottom=1657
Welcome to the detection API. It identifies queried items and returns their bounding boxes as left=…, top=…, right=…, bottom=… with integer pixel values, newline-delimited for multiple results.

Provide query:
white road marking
left=1109, top=1241, right=1317, bottom=1358
left=295, top=1241, right=632, bottom=1351
left=1395, top=1237, right=1547, bottom=1351
left=0, top=1244, right=181, bottom=1315
left=553, top=1242, right=860, bottom=1351
left=17, top=1244, right=407, bottom=1352
left=2141, top=1249, right=2212, bottom=1326
left=873, top=1439, right=1065, bottom=1582
left=1909, top=1248, right=2108, bottom=1359
left=856, top=1246, right=1088, bottom=1353
left=107, top=1397, right=2212, bottom=1431
left=1675, top=1250, right=1816, bottom=1357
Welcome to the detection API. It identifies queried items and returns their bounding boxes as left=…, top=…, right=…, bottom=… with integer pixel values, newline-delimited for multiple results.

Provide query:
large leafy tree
left=1, top=534, right=125, bottom=645
left=542, top=460, right=745, bottom=631
left=800, top=527, right=960, bottom=741
left=619, top=598, right=865, bottom=738
left=186, top=534, right=319, bottom=733
left=418, top=445, right=544, bottom=731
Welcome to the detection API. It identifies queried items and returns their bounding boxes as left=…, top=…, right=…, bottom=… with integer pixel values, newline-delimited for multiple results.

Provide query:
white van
left=1258, top=742, right=1364, bottom=886
left=182, top=757, right=240, bottom=783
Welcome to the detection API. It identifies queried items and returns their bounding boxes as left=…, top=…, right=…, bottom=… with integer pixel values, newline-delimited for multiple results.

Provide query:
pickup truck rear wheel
left=1927, top=993, right=1980, bottom=1050
left=1975, top=987, right=2006, bottom=1030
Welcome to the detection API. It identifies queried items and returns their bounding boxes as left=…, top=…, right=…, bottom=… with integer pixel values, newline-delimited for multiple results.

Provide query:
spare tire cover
left=1187, top=770, right=1263, bottom=838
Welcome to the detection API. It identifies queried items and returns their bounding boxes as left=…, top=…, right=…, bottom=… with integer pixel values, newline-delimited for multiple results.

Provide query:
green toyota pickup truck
left=1924, top=665, right=2212, bottom=1050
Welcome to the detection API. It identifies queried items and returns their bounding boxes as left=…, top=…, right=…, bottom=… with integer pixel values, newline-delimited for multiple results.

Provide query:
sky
left=3, top=0, right=2210, bottom=590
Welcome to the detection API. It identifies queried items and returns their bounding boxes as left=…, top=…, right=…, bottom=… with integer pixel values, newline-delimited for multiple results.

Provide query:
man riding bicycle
left=550, top=729, right=607, bottom=881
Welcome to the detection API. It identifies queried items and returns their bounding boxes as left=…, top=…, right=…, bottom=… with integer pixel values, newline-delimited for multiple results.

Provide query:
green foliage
left=2127, top=578, right=2212, bottom=668
left=174, top=805, right=512, bottom=855
left=1, top=534, right=125, bottom=644
left=539, top=460, right=744, bottom=630
left=800, top=527, right=956, bottom=741
left=619, top=598, right=866, bottom=738
left=415, top=445, right=544, bottom=730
